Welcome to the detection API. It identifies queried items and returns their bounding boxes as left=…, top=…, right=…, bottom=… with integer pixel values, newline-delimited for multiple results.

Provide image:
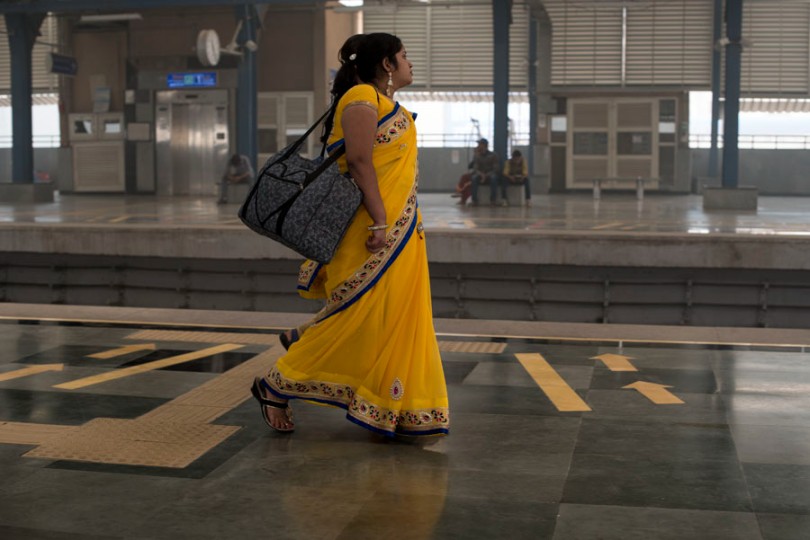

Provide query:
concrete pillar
left=532, top=5, right=554, bottom=193
left=1, top=12, right=53, bottom=203
left=708, top=0, right=722, bottom=180
left=493, top=0, right=510, bottom=164
left=235, top=4, right=259, bottom=171
left=721, top=0, right=742, bottom=189
left=705, top=0, right=757, bottom=210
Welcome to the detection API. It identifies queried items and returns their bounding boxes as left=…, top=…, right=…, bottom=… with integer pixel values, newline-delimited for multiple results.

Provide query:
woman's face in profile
left=390, top=46, right=414, bottom=90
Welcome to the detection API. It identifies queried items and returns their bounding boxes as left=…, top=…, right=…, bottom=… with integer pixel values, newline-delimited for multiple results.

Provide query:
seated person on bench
left=217, top=153, right=254, bottom=204
left=503, top=149, right=530, bottom=206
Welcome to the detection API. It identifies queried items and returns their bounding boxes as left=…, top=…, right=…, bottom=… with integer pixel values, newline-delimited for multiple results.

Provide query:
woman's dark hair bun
left=321, top=32, right=403, bottom=144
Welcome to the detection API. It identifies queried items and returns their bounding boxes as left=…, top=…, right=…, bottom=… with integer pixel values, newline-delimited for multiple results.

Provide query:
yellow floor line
left=127, top=329, right=278, bottom=345
left=516, top=353, right=592, bottom=412
left=88, top=344, right=156, bottom=359
left=592, top=221, right=624, bottom=230
left=0, top=364, right=64, bottom=382
left=54, top=343, right=244, bottom=390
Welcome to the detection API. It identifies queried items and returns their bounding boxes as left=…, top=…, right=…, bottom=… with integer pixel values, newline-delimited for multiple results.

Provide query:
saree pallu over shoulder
left=266, top=83, right=449, bottom=438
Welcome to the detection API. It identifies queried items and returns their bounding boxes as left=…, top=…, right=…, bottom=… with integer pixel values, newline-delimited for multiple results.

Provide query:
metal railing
left=0, top=135, right=61, bottom=149
left=417, top=132, right=531, bottom=148
left=689, top=133, right=810, bottom=150
left=5, top=133, right=808, bottom=151
left=0, top=133, right=533, bottom=150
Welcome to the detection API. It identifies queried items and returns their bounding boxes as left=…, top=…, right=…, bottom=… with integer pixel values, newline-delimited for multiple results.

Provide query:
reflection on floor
left=4, top=192, right=810, bottom=236
left=1, top=310, right=809, bottom=539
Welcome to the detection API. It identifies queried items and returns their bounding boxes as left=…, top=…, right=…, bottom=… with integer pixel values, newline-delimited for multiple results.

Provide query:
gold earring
left=386, top=71, right=393, bottom=97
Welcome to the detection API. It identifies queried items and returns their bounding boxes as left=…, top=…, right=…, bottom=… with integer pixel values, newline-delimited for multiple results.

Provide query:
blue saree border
left=318, top=205, right=418, bottom=324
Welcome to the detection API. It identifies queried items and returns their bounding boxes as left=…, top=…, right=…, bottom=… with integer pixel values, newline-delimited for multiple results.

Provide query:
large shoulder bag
left=238, top=105, right=362, bottom=264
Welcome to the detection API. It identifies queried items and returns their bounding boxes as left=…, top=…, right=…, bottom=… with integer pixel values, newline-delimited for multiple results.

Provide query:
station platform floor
left=1, top=303, right=809, bottom=539
left=3, top=190, right=810, bottom=236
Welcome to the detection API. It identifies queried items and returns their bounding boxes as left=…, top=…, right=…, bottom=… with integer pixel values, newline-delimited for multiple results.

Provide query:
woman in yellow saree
left=250, top=33, right=449, bottom=438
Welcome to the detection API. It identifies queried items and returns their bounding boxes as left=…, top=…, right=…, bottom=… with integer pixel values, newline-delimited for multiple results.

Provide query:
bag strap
left=301, top=96, right=394, bottom=189
left=281, top=103, right=336, bottom=161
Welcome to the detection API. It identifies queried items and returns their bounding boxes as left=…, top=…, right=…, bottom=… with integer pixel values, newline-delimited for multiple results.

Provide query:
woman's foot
left=251, top=378, right=294, bottom=433
left=263, top=402, right=294, bottom=432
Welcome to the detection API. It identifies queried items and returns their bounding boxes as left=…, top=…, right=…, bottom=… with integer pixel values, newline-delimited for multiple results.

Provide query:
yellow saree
left=259, top=84, right=450, bottom=437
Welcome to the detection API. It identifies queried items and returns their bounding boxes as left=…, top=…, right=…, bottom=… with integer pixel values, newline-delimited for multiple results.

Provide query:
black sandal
left=250, top=377, right=294, bottom=433
left=279, top=328, right=300, bottom=351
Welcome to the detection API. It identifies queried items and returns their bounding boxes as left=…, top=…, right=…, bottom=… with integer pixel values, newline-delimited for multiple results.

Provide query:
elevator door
left=155, top=90, right=229, bottom=196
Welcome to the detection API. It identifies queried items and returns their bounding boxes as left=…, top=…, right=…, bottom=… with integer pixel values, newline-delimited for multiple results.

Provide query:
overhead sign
left=167, top=72, right=217, bottom=89
left=46, top=53, right=78, bottom=76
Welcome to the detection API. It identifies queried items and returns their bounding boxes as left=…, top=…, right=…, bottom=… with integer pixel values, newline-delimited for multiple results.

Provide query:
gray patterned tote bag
left=238, top=106, right=362, bottom=264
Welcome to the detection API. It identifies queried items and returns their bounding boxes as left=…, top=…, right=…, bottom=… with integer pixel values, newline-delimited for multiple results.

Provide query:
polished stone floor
left=1, top=306, right=809, bottom=539
left=3, top=191, right=810, bottom=236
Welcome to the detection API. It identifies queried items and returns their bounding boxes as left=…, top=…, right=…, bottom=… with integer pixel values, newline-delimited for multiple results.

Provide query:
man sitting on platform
left=217, top=153, right=254, bottom=205
left=469, top=138, right=504, bottom=207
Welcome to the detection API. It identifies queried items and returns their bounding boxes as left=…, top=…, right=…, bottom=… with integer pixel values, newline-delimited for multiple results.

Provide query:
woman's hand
left=365, top=228, right=387, bottom=252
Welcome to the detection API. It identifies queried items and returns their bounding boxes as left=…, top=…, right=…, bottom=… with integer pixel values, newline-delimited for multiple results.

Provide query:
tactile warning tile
left=438, top=341, right=507, bottom=354
left=139, top=347, right=282, bottom=424
left=126, top=329, right=278, bottom=345
left=21, top=347, right=283, bottom=468
left=0, top=422, right=77, bottom=446
left=24, top=418, right=238, bottom=468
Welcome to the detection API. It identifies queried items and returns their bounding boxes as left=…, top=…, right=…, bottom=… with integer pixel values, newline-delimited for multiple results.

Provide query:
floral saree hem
left=297, top=261, right=322, bottom=292
left=260, top=370, right=450, bottom=438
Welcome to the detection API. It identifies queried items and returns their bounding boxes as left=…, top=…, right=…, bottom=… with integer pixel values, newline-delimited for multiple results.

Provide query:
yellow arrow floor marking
left=53, top=344, right=244, bottom=390
left=623, top=381, right=685, bottom=405
left=592, top=353, right=638, bottom=372
left=88, top=344, right=157, bottom=360
left=516, top=353, right=592, bottom=412
left=0, top=364, right=64, bottom=382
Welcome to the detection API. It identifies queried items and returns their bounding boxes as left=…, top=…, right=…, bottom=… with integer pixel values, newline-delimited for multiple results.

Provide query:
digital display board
left=167, top=72, right=217, bottom=88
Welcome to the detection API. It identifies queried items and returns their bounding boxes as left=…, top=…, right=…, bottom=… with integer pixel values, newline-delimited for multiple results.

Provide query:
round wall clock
left=196, top=29, right=221, bottom=67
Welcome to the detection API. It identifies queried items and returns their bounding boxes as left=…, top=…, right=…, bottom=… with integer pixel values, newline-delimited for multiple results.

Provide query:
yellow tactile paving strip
left=0, top=422, right=77, bottom=446
left=24, top=418, right=240, bottom=468
left=6, top=333, right=504, bottom=467
left=21, top=346, right=282, bottom=468
left=128, top=329, right=508, bottom=355
left=438, top=341, right=507, bottom=354
left=139, top=348, right=275, bottom=424
left=127, top=329, right=279, bottom=345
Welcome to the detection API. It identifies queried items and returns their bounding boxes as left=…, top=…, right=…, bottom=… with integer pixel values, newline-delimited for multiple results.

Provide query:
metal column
left=528, top=16, right=537, bottom=163
left=708, top=0, right=722, bottom=179
left=493, top=0, right=510, bottom=163
left=235, top=4, right=259, bottom=170
left=721, top=0, right=743, bottom=188
left=5, top=13, right=45, bottom=184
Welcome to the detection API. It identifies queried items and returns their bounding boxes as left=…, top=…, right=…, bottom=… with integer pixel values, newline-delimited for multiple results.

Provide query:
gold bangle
left=367, top=224, right=388, bottom=231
